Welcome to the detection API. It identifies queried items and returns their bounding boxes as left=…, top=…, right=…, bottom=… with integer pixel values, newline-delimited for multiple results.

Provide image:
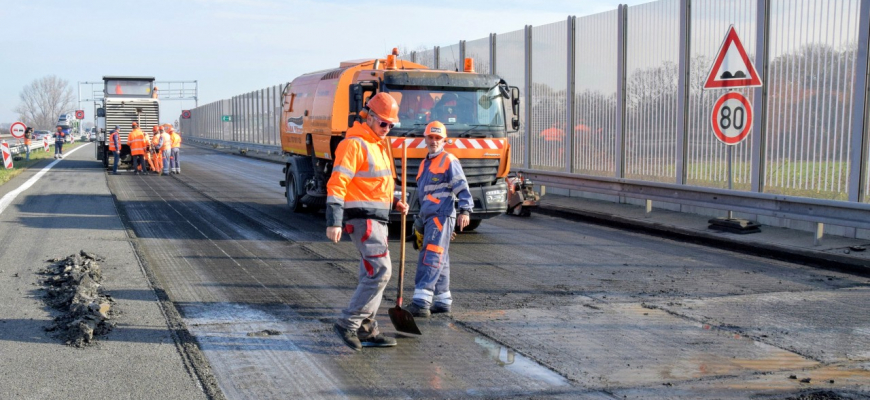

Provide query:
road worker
left=53, top=126, right=65, bottom=159
left=127, top=122, right=147, bottom=175
left=327, top=92, right=409, bottom=351
left=404, top=121, right=473, bottom=318
left=23, top=127, right=32, bottom=161
left=167, top=124, right=181, bottom=174
left=108, top=126, right=121, bottom=175
left=157, top=125, right=172, bottom=175
left=147, top=125, right=160, bottom=173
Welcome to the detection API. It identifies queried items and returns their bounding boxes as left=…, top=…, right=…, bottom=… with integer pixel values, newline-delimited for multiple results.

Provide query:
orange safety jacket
left=127, top=128, right=146, bottom=156
left=326, top=121, right=395, bottom=227
left=108, top=131, right=120, bottom=151
left=170, top=132, right=181, bottom=148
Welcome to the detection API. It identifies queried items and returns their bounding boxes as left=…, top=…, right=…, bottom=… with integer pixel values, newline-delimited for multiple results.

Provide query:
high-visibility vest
left=159, top=132, right=171, bottom=151
left=326, top=121, right=395, bottom=224
left=109, top=131, right=120, bottom=151
left=127, top=129, right=146, bottom=156
left=170, top=132, right=181, bottom=148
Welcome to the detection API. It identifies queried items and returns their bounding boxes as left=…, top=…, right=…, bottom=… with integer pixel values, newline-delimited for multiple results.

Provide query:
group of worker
left=108, top=121, right=181, bottom=175
left=327, top=92, right=473, bottom=351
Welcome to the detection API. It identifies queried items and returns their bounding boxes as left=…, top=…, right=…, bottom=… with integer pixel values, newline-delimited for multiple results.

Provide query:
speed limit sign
left=711, top=92, right=753, bottom=145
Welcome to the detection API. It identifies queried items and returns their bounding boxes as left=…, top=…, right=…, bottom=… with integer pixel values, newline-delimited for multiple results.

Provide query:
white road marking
left=0, top=144, right=89, bottom=216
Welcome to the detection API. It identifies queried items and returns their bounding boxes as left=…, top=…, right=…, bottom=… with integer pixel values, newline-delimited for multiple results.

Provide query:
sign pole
left=727, top=144, right=733, bottom=219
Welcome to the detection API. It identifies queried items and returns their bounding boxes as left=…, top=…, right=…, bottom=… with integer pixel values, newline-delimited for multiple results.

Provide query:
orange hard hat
left=366, top=92, right=399, bottom=123
left=163, top=123, right=173, bottom=132
left=131, top=122, right=139, bottom=127
left=424, top=121, right=447, bottom=139
left=152, top=125, right=160, bottom=132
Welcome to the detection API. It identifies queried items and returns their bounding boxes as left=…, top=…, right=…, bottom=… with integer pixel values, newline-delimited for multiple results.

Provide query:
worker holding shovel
left=405, top=121, right=473, bottom=318
left=326, top=92, right=410, bottom=351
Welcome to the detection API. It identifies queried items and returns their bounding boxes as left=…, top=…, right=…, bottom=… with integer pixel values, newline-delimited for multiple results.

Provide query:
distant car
left=89, top=132, right=96, bottom=141
left=33, top=130, right=51, bottom=140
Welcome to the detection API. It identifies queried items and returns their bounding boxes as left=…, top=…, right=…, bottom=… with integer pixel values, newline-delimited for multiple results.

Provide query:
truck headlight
left=485, top=189, right=507, bottom=203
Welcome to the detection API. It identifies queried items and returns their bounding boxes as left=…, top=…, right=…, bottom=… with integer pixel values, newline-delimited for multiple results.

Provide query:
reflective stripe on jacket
left=170, top=132, right=181, bottom=148
left=109, top=131, right=120, bottom=151
left=326, top=121, right=395, bottom=226
left=127, top=129, right=146, bottom=155
left=416, top=149, right=473, bottom=218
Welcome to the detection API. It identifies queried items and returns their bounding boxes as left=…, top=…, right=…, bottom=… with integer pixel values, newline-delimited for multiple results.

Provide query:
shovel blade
left=388, top=306, right=421, bottom=335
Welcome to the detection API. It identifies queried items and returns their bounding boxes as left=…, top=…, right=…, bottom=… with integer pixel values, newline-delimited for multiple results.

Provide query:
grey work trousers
left=338, top=218, right=391, bottom=339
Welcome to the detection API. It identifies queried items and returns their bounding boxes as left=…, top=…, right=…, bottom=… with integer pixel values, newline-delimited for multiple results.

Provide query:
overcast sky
left=0, top=0, right=652, bottom=126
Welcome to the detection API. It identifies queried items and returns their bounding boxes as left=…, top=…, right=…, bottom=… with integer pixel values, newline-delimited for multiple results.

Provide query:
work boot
left=334, top=323, right=361, bottom=351
left=360, top=333, right=397, bottom=348
left=404, top=302, right=431, bottom=318
left=431, top=303, right=452, bottom=314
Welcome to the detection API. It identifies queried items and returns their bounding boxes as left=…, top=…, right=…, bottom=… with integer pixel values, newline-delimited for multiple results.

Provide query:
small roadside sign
left=704, top=25, right=762, bottom=89
left=1, top=141, right=12, bottom=169
left=711, top=92, right=753, bottom=145
left=43, top=136, right=49, bottom=152
left=221, top=115, right=232, bottom=122
left=181, top=110, right=191, bottom=119
left=75, top=110, right=85, bottom=119
left=10, top=121, right=26, bottom=139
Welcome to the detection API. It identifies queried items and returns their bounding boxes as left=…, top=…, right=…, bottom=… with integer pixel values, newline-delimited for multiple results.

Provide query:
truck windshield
left=105, top=80, right=154, bottom=97
left=387, top=86, right=505, bottom=137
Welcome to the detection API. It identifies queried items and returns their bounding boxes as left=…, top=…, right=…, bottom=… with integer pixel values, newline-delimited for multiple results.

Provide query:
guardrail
left=518, top=168, right=870, bottom=239
left=186, top=137, right=281, bottom=156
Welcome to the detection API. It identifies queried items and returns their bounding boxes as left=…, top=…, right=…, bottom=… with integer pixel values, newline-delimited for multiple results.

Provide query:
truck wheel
left=286, top=173, right=305, bottom=213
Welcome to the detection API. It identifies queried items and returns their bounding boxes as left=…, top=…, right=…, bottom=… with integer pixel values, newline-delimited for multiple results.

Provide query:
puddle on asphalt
left=473, top=336, right=570, bottom=387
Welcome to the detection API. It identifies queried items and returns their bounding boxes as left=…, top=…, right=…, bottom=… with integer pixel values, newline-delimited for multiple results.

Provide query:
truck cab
left=279, top=52, right=520, bottom=230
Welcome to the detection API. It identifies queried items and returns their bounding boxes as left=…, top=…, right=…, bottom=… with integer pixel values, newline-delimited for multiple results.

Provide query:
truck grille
left=396, top=158, right=500, bottom=187
left=104, top=100, right=160, bottom=141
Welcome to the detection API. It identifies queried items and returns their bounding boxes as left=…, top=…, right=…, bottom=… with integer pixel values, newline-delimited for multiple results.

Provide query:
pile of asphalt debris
left=39, top=251, right=116, bottom=347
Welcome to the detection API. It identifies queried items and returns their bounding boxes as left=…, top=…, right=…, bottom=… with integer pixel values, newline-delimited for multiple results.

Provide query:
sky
left=0, top=0, right=653, bottom=126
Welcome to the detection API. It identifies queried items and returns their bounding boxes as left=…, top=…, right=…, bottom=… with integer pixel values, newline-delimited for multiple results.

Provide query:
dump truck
left=279, top=49, right=520, bottom=231
left=94, top=76, right=160, bottom=167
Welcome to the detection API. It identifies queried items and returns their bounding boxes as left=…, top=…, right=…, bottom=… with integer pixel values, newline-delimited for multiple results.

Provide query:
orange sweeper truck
left=279, top=49, right=520, bottom=231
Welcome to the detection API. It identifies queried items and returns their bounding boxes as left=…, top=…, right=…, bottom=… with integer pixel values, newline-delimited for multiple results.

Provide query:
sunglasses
left=372, top=115, right=395, bottom=129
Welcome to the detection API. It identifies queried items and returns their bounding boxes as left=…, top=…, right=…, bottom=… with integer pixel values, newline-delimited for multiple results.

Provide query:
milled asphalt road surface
left=0, top=143, right=207, bottom=400
left=2, top=141, right=869, bottom=399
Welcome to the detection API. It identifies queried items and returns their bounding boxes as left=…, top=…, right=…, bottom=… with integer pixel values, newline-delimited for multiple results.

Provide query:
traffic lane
left=110, top=159, right=585, bottom=399
left=144, top=145, right=869, bottom=395
left=0, top=145, right=207, bottom=400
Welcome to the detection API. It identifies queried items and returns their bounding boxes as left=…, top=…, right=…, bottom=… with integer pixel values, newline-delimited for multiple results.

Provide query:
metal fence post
left=615, top=5, right=628, bottom=179
left=566, top=16, right=576, bottom=174
left=675, top=0, right=690, bottom=185
left=751, top=0, right=770, bottom=193
left=848, top=0, right=870, bottom=202
left=524, top=25, right=532, bottom=170
left=490, top=33, right=497, bottom=75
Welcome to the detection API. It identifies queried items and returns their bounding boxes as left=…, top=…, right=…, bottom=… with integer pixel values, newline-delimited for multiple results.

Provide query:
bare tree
left=14, top=75, right=75, bottom=129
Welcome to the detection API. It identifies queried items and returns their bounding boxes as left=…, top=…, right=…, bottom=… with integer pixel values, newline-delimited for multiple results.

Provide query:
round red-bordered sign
left=75, top=110, right=84, bottom=119
left=181, top=110, right=191, bottom=119
left=710, top=92, right=753, bottom=145
left=10, top=121, right=26, bottom=139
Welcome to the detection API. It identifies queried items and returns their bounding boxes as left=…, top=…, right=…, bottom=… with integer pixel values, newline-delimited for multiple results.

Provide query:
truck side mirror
left=348, top=81, right=379, bottom=127
left=97, top=108, right=105, bottom=117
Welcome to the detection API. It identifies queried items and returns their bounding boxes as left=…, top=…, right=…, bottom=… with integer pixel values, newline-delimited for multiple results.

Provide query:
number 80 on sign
left=711, top=92, right=753, bottom=145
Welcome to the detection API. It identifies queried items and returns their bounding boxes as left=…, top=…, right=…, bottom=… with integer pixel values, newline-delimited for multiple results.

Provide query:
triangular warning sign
left=704, top=25, right=762, bottom=89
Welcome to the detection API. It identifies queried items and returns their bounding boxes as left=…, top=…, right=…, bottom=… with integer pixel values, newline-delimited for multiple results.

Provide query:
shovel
left=388, top=140, right=422, bottom=335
